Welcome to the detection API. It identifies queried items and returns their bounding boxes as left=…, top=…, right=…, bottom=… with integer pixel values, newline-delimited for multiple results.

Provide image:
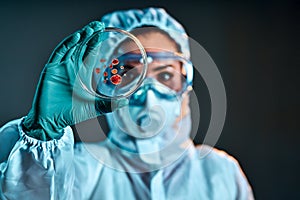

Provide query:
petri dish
left=75, top=27, right=148, bottom=100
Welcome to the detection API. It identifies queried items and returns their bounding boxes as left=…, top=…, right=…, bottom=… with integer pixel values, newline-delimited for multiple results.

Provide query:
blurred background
left=0, top=0, right=299, bottom=199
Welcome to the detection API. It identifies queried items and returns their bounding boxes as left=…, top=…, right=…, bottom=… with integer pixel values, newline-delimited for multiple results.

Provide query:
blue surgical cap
left=101, top=7, right=191, bottom=59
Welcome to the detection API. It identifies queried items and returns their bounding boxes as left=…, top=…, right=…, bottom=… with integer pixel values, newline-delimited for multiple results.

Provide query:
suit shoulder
left=195, top=144, right=240, bottom=170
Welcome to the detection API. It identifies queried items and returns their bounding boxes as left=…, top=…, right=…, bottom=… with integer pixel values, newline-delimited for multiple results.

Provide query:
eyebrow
left=152, top=65, right=173, bottom=72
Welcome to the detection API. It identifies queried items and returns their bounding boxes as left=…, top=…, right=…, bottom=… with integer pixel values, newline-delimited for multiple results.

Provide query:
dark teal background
left=0, top=0, right=299, bottom=199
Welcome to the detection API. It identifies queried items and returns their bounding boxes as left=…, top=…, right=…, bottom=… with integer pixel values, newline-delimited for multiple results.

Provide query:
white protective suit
left=0, top=7, right=254, bottom=200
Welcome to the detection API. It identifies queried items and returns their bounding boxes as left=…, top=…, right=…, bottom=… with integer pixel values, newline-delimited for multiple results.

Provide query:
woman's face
left=111, top=31, right=184, bottom=137
left=120, top=31, right=184, bottom=93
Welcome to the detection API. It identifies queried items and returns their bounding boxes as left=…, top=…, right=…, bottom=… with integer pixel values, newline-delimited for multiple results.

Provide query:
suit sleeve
left=0, top=118, right=75, bottom=200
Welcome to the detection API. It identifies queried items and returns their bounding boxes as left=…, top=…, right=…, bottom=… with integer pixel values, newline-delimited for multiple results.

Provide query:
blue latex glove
left=22, top=21, right=127, bottom=141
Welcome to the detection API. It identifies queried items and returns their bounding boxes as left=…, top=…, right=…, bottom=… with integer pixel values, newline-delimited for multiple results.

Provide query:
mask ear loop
left=174, top=86, right=193, bottom=128
left=175, top=57, right=194, bottom=125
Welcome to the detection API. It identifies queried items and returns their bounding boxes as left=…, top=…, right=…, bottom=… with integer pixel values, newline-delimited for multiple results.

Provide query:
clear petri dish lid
left=75, top=27, right=148, bottom=100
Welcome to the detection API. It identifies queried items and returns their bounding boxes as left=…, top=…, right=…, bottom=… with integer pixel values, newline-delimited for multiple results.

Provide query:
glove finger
left=59, top=25, right=94, bottom=63
left=48, top=32, right=81, bottom=63
left=77, top=26, right=94, bottom=44
left=87, top=21, right=104, bottom=33
left=76, top=26, right=96, bottom=65
left=48, top=21, right=103, bottom=64
left=54, top=26, right=94, bottom=65
left=83, top=31, right=103, bottom=61
left=62, top=45, right=77, bottom=62
left=77, top=21, right=103, bottom=44
left=78, top=21, right=105, bottom=61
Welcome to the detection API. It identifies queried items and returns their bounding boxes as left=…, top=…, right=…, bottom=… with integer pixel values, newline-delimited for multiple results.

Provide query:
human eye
left=157, top=71, right=174, bottom=82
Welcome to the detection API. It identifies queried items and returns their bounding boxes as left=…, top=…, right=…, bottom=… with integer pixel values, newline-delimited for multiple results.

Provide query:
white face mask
left=110, top=79, right=182, bottom=164
left=112, top=79, right=181, bottom=139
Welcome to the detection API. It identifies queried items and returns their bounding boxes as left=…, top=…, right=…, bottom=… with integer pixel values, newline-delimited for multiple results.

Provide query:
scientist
left=0, top=7, right=254, bottom=200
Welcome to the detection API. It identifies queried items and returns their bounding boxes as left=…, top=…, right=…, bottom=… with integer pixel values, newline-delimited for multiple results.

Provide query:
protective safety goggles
left=117, top=51, right=192, bottom=93
left=128, top=78, right=180, bottom=105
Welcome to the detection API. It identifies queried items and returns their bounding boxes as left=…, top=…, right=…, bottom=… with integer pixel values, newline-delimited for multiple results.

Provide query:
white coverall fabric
left=0, top=118, right=254, bottom=200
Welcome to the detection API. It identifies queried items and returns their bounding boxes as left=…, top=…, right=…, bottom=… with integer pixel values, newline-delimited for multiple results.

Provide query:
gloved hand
left=22, top=21, right=128, bottom=141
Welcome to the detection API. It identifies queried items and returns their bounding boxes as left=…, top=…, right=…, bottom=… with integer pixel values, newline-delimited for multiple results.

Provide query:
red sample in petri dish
left=95, top=68, right=101, bottom=74
left=111, top=69, right=118, bottom=74
left=110, top=74, right=122, bottom=85
left=111, top=58, right=119, bottom=65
